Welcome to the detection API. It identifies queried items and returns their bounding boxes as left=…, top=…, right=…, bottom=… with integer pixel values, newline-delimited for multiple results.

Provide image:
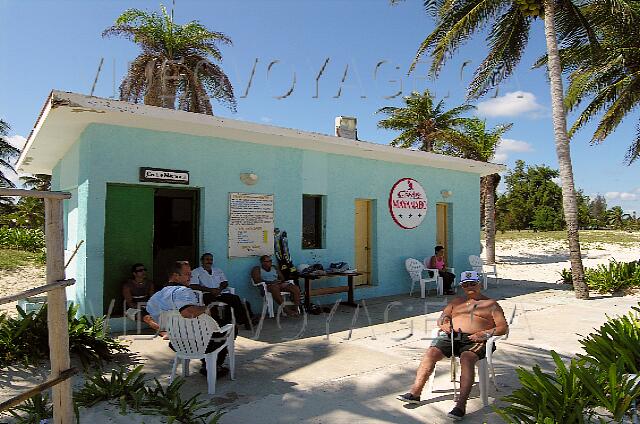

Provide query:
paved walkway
left=120, top=279, right=639, bottom=423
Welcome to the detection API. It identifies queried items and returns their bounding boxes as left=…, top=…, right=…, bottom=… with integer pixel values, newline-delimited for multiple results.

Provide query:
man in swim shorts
left=397, top=270, right=509, bottom=421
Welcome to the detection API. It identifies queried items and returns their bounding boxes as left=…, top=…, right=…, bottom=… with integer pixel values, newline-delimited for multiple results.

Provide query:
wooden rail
left=0, top=368, right=78, bottom=412
left=0, top=279, right=75, bottom=306
left=0, top=188, right=71, bottom=199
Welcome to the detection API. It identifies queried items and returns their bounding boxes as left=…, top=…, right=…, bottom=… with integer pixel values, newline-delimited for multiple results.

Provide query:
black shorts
left=431, top=331, right=495, bottom=360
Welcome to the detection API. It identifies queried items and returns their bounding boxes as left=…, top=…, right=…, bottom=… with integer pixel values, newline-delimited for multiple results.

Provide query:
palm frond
left=468, top=5, right=530, bottom=98
left=626, top=119, right=640, bottom=164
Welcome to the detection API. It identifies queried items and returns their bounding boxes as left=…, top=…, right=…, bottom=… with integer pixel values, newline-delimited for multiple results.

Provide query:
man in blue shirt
left=147, top=260, right=230, bottom=377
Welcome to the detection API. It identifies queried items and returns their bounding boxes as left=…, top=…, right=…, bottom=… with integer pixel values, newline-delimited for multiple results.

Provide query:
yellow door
left=354, top=199, right=372, bottom=285
left=436, top=203, right=449, bottom=262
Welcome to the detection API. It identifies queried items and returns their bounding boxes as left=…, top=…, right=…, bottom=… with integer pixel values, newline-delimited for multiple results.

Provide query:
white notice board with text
left=228, top=192, right=275, bottom=258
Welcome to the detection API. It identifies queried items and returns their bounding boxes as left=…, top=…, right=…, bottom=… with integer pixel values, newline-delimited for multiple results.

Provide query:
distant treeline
left=495, top=160, right=637, bottom=232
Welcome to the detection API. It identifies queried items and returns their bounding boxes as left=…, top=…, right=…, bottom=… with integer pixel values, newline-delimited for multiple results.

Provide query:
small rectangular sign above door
left=139, top=167, right=189, bottom=185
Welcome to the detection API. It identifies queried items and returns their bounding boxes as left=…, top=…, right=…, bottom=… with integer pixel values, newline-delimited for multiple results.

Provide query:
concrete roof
left=17, top=90, right=506, bottom=176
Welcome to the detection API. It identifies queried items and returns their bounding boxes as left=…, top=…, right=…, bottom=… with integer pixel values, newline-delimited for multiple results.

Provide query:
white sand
left=0, top=265, right=46, bottom=315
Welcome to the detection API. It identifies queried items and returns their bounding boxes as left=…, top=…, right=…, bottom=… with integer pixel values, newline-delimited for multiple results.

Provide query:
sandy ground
left=1, top=239, right=639, bottom=423
left=0, top=265, right=45, bottom=315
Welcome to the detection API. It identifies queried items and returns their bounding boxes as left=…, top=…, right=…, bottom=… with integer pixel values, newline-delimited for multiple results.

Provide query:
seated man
left=251, top=255, right=301, bottom=316
left=122, top=263, right=162, bottom=334
left=427, top=245, right=456, bottom=295
left=146, top=261, right=230, bottom=378
left=190, top=252, right=256, bottom=330
left=397, top=271, right=508, bottom=421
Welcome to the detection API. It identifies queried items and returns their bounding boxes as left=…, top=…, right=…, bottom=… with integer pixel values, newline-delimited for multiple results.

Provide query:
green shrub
left=496, top=304, right=640, bottom=423
left=0, top=227, right=45, bottom=252
left=0, top=303, right=128, bottom=368
left=578, top=306, right=640, bottom=374
left=585, top=260, right=640, bottom=294
left=557, top=268, right=572, bottom=284
left=142, top=378, right=224, bottom=424
left=495, top=351, right=591, bottom=424
left=75, top=365, right=147, bottom=412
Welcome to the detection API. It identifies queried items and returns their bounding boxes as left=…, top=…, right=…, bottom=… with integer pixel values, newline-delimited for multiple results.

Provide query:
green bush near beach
left=496, top=304, right=640, bottom=423
left=0, top=227, right=45, bottom=252
left=559, top=260, right=640, bottom=294
left=0, top=303, right=128, bottom=368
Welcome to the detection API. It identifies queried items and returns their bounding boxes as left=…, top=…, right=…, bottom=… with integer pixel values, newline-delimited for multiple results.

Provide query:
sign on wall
left=139, top=167, right=189, bottom=185
left=228, top=193, right=275, bottom=258
left=388, top=178, right=428, bottom=229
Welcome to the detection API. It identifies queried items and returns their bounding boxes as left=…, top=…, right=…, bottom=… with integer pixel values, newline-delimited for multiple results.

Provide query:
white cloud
left=6, top=134, right=26, bottom=150
left=605, top=191, right=640, bottom=201
left=493, top=138, right=534, bottom=163
left=477, top=91, right=545, bottom=118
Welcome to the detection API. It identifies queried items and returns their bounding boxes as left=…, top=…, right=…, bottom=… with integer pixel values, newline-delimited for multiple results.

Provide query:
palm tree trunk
left=484, top=174, right=497, bottom=264
left=543, top=0, right=588, bottom=299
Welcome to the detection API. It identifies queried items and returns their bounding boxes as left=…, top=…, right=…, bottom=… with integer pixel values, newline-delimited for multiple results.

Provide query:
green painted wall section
left=52, top=123, right=482, bottom=315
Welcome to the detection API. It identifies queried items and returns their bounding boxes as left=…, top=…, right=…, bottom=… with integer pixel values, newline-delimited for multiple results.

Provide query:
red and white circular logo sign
left=388, top=178, right=428, bottom=229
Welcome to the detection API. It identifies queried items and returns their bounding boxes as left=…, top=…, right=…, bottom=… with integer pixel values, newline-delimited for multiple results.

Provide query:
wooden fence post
left=44, top=198, right=74, bottom=423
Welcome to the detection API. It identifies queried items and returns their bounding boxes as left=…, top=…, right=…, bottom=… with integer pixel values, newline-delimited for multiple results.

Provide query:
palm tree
left=0, top=119, right=20, bottom=188
left=439, top=118, right=512, bottom=264
left=20, top=174, right=51, bottom=191
left=607, top=206, right=624, bottom=229
left=376, top=90, right=475, bottom=152
left=555, top=1, right=640, bottom=164
left=404, top=0, right=593, bottom=298
left=103, top=6, right=236, bottom=115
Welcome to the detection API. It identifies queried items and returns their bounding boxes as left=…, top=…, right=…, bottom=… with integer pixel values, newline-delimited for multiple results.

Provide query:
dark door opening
left=103, top=185, right=199, bottom=314
left=152, top=188, right=199, bottom=288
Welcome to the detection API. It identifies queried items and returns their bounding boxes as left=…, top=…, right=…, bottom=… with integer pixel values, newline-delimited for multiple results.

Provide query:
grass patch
left=0, top=249, right=42, bottom=270
left=490, top=230, right=640, bottom=246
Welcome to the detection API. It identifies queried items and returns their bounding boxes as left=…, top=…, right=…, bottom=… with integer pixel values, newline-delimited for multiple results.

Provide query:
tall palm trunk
left=484, top=174, right=497, bottom=264
left=543, top=0, right=588, bottom=299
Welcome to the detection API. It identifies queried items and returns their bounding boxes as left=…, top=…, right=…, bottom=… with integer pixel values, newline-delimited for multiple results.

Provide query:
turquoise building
left=17, top=91, right=504, bottom=317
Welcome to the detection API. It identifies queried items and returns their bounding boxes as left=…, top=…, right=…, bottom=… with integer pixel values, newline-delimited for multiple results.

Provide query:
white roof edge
left=18, top=90, right=506, bottom=176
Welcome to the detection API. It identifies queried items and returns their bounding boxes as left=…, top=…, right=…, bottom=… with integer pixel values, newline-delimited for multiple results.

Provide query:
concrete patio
left=114, top=279, right=639, bottom=424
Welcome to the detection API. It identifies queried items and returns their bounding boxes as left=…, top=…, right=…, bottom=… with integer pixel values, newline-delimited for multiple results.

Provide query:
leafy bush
left=75, top=365, right=147, bottom=413
left=496, top=351, right=591, bottom=424
left=560, top=260, right=640, bottom=293
left=578, top=305, right=640, bottom=374
left=585, top=260, right=640, bottom=294
left=142, top=378, right=224, bottom=424
left=0, top=303, right=128, bottom=368
left=7, top=392, right=52, bottom=424
left=496, top=304, right=640, bottom=423
left=75, top=367, right=223, bottom=423
left=0, top=227, right=45, bottom=252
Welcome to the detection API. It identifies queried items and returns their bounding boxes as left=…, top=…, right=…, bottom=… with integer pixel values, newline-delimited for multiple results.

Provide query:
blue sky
left=1, top=0, right=638, bottom=214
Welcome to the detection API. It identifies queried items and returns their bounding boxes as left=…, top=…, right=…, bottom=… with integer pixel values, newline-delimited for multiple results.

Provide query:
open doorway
left=103, top=184, right=199, bottom=314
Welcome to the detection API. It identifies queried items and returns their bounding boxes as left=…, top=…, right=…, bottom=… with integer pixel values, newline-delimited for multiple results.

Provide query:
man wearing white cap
left=397, top=270, right=509, bottom=421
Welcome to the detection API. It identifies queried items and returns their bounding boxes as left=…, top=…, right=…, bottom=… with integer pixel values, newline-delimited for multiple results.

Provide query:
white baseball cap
left=460, top=270, right=480, bottom=283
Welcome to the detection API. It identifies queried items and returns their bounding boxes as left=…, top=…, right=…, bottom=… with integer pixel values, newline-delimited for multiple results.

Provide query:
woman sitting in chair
left=428, top=246, right=456, bottom=295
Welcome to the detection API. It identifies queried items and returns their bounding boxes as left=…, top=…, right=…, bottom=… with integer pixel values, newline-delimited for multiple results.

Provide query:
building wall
left=53, top=123, right=481, bottom=315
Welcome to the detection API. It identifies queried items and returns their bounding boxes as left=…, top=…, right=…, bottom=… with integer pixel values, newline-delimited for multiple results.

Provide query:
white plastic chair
left=163, top=310, right=235, bottom=395
left=468, top=255, right=498, bottom=290
left=485, top=306, right=517, bottom=389
left=251, top=278, right=294, bottom=318
left=405, top=258, right=442, bottom=297
left=427, top=328, right=489, bottom=406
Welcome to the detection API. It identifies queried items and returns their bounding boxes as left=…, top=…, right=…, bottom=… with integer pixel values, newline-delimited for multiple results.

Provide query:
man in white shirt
left=146, top=260, right=229, bottom=377
left=190, top=252, right=255, bottom=329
